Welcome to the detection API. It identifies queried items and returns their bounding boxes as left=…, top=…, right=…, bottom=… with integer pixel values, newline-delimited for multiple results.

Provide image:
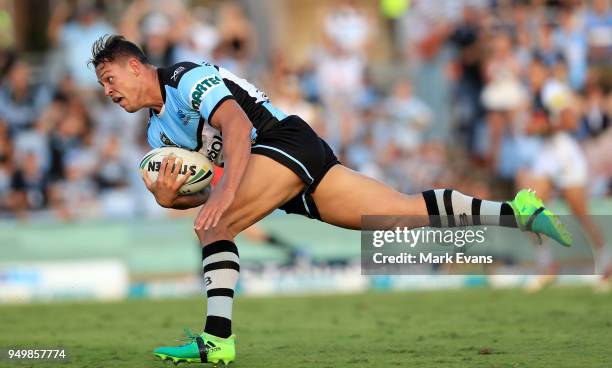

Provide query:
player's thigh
left=196, top=154, right=304, bottom=244
left=312, top=164, right=428, bottom=230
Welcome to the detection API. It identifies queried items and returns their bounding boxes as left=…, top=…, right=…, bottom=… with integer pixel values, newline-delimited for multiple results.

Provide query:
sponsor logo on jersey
left=160, top=132, right=178, bottom=147
left=171, top=66, right=186, bottom=81
left=207, top=134, right=223, bottom=163
left=190, top=75, right=222, bottom=110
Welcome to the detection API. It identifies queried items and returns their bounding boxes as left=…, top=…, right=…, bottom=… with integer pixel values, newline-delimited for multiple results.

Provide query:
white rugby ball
left=139, top=147, right=214, bottom=195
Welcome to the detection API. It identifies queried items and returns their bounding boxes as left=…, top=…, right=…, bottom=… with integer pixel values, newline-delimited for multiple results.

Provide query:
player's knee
left=226, top=221, right=244, bottom=239
left=195, top=224, right=233, bottom=245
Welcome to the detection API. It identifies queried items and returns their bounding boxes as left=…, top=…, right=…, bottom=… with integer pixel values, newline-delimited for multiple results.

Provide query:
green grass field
left=1, top=287, right=611, bottom=368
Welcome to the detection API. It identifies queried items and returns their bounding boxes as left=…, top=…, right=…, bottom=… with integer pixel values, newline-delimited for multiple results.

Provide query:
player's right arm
left=142, top=155, right=210, bottom=209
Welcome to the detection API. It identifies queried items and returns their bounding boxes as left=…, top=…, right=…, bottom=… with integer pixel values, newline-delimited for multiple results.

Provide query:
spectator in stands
left=554, top=7, right=588, bottom=90
left=322, top=0, right=372, bottom=57
left=140, top=13, right=179, bottom=67
left=273, top=75, right=323, bottom=134
left=9, top=152, right=49, bottom=216
left=578, top=82, right=610, bottom=139
left=313, top=41, right=365, bottom=112
left=174, top=7, right=220, bottom=63
left=52, top=146, right=99, bottom=220
left=481, top=32, right=527, bottom=172
left=583, top=0, right=612, bottom=65
left=534, top=23, right=565, bottom=68
left=47, top=97, right=91, bottom=183
left=0, top=59, right=51, bottom=134
left=384, top=78, right=432, bottom=154
left=94, top=133, right=130, bottom=192
left=213, top=2, right=256, bottom=75
left=48, top=1, right=115, bottom=91
left=94, top=133, right=138, bottom=218
left=344, top=106, right=387, bottom=182
left=448, top=5, right=486, bottom=153
left=119, top=0, right=181, bottom=68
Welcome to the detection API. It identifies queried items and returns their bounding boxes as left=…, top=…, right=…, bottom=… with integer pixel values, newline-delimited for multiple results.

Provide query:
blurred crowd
left=0, top=0, right=610, bottom=221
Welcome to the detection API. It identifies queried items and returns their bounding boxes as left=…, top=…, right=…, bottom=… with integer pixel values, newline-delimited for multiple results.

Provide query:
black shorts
left=251, top=115, right=340, bottom=220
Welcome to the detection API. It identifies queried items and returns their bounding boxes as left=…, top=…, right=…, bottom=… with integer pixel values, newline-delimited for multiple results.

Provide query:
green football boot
left=508, top=189, right=572, bottom=247
left=154, top=328, right=235, bottom=366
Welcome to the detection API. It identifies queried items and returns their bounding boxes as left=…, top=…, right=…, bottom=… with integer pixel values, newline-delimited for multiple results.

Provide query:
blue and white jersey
left=147, top=62, right=288, bottom=166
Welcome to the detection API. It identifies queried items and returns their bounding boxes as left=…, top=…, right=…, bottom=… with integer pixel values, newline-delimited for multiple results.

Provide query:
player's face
left=95, top=59, right=141, bottom=113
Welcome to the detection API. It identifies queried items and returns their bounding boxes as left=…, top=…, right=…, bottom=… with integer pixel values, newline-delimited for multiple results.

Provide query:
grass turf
left=0, top=287, right=611, bottom=367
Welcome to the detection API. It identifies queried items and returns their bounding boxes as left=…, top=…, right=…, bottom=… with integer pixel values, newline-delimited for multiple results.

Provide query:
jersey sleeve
left=177, top=64, right=235, bottom=123
left=146, top=116, right=165, bottom=149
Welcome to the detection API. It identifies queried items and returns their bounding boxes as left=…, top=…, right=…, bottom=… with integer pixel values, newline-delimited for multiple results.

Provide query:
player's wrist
left=217, top=177, right=238, bottom=196
left=154, top=190, right=178, bottom=208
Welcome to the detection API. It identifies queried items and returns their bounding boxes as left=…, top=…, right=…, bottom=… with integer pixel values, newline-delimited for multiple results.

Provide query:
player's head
left=90, top=35, right=151, bottom=113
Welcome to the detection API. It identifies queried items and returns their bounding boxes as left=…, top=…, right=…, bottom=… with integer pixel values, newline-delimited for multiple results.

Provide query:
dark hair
left=88, top=34, right=149, bottom=68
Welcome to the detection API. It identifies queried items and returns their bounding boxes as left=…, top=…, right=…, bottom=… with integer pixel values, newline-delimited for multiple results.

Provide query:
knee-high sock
left=422, top=189, right=517, bottom=228
left=202, top=240, right=240, bottom=338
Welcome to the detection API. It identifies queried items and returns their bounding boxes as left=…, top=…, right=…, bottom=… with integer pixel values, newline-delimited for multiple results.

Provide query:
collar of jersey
left=154, top=67, right=167, bottom=117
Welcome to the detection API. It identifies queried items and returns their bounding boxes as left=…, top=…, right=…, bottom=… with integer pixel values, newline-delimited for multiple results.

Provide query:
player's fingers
left=214, top=201, right=231, bottom=228
left=141, top=169, right=154, bottom=190
left=173, top=167, right=191, bottom=191
left=204, top=206, right=217, bottom=231
left=160, top=156, right=169, bottom=177
left=210, top=205, right=223, bottom=228
left=177, top=168, right=192, bottom=186
left=206, top=206, right=217, bottom=229
left=164, top=155, right=175, bottom=177
left=195, top=210, right=209, bottom=231
left=196, top=216, right=207, bottom=231
left=212, top=210, right=223, bottom=228
left=171, top=158, right=183, bottom=179
left=194, top=205, right=209, bottom=230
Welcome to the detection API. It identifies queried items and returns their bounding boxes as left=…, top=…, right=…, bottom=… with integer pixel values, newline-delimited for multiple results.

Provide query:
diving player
left=90, top=35, right=571, bottom=365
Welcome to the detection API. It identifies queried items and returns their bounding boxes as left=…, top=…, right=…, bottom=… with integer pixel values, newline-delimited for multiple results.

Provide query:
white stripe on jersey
left=217, top=67, right=269, bottom=104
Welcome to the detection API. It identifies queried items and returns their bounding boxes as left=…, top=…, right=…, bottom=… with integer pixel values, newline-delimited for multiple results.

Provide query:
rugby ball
left=139, top=147, right=214, bottom=195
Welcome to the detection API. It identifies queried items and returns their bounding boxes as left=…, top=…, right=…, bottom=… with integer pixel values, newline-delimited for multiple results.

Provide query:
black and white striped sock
left=202, top=240, right=240, bottom=339
left=422, top=189, right=517, bottom=228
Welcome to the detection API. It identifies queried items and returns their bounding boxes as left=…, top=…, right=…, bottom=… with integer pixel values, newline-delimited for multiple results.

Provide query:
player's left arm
left=194, top=99, right=253, bottom=230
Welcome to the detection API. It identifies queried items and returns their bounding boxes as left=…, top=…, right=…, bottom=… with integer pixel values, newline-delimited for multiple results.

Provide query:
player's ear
left=127, top=58, right=141, bottom=76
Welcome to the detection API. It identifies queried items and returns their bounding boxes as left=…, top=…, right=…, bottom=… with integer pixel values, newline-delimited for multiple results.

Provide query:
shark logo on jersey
left=177, top=109, right=189, bottom=126
left=171, top=66, right=186, bottom=81
left=190, top=75, right=222, bottom=110
left=160, top=132, right=178, bottom=147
